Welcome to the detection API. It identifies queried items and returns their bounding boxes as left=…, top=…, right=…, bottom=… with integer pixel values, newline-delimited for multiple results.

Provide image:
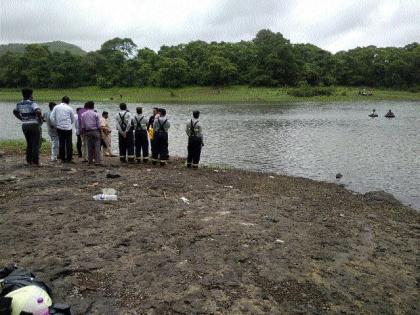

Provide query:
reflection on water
left=1, top=101, right=419, bottom=209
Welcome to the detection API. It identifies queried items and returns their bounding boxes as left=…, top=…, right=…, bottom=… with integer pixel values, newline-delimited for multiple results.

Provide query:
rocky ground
left=0, top=154, right=418, bottom=314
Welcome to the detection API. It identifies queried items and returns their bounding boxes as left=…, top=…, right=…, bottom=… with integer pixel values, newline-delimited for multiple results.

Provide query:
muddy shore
left=0, top=154, right=418, bottom=314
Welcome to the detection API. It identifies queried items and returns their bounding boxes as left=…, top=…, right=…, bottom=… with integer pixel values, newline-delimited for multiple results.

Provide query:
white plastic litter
left=180, top=197, right=190, bottom=204
left=93, top=188, right=118, bottom=201
left=224, top=185, right=233, bottom=189
left=275, top=239, right=285, bottom=244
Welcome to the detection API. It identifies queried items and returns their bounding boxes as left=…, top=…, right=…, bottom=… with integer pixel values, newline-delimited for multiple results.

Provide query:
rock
left=106, top=173, right=121, bottom=179
left=364, top=191, right=403, bottom=207
left=336, top=173, right=343, bottom=179
left=0, top=175, right=17, bottom=184
left=0, top=151, right=4, bottom=158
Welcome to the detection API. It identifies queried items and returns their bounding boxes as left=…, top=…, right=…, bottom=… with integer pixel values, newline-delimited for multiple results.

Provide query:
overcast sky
left=0, top=0, right=419, bottom=53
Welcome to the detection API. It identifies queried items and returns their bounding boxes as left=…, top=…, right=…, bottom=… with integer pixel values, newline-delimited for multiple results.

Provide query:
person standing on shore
left=50, top=96, right=74, bottom=163
left=116, top=103, right=134, bottom=163
left=75, top=108, right=83, bottom=158
left=81, top=101, right=102, bottom=165
left=12, top=88, right=42, bottom=166
left=134, top=107, right=149, bottom=163
left=77, top=103, right=89, bottom=162
left=100, top=111, right=114, bottom=157
left=148, top=107, right=159, bottom=160
left=152, top=108, right=170, bottom=166
left=186, top=110, right=204, bottom=169
left=42, top=102, right=59, bottom=161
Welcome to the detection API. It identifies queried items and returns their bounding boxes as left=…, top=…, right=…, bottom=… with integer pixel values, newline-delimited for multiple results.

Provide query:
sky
left=0, top=0, right=419, bottom=53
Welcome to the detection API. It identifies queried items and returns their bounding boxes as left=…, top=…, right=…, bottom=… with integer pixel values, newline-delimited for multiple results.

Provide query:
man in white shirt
left=50, top=96, right=75, bottom=163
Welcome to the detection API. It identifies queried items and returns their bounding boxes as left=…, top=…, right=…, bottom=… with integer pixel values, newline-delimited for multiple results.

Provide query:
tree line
left=0, top=29, right=419, bottom=90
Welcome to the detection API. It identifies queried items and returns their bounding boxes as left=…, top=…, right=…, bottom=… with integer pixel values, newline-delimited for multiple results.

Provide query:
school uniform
left=115, top=110, right=134, bottom=162
left=152, top=116, right=170, bottom=165
left=186, top=118, right=204, bottom=168
left=134, top=114, right=149, bottom=162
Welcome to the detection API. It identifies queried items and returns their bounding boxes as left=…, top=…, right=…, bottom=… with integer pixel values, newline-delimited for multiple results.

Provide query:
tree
left=204, top=56, right=237, bottom=86
left=100, top=37, right=137, bottom=58
left=155, top=58, right=189, bottom=88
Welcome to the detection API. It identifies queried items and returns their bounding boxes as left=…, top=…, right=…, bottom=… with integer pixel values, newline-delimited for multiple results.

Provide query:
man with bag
left=115, top=103, right=134, bottom=163
left=186, top=110, right=204, bottom=168
left=12, top=88, right=43, bottom=166
left=152, top=108, right=170, bottom=166
left=134, top=107, right=149, bottom=163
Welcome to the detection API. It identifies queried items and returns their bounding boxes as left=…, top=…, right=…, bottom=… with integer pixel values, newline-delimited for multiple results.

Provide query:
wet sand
left=0, top=154, right=418, bottom=314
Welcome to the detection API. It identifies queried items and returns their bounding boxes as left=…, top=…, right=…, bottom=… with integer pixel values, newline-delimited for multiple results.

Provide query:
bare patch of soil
left=0, top=154, right=418, bottom=314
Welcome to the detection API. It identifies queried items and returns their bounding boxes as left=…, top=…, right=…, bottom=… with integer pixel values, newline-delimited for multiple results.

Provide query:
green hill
left=0, top=41, right=87, bottom=56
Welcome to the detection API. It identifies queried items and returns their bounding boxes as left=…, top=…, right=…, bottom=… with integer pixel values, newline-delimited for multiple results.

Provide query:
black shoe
left=152, top=161, right=157, bottom=165
left=160, top=162, right=166, bottom=167
left=187, top=164, right=192, bottom=168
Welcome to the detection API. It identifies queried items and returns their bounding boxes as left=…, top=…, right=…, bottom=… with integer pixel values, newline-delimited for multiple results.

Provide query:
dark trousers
left=76, top=135, right=82, bottom=157
left=152, top=132, right=169, bottom=163
left=187, top=136, right=203, bottom=167
left=135, top=130, right=149, bottom=161
left=22, top=123, right=40, bottom=164
left=57, top=128, right=73, bottom=162
left=118, top=131, right=134, bottom=162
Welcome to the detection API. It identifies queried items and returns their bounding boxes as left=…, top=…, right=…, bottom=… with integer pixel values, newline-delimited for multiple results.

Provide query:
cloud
left=0, top=0, right=419, bottom=53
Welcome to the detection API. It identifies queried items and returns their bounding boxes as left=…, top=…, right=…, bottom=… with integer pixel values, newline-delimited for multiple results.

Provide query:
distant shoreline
left=1, top=86, right=420, bottom=104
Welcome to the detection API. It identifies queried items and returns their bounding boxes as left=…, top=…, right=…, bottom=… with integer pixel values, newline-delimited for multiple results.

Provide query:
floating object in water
left=369, top=109, right=378, bottom=117
left=336, top=173, right=343, bottom=179
left=385, top=110, right=395, bottom=118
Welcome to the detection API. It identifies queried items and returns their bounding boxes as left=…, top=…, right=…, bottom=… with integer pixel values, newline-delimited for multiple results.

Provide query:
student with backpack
left=186, top=110, right=204, bottom=168
left=115, top=103, right=134, bottom=163
left=152, top=108, right=170, bottom=166
left=134, top=107, right=149, bottom=163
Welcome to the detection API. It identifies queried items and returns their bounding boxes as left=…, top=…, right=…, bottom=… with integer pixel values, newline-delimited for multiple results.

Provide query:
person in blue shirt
left=13, top=88, right=42, bottom=166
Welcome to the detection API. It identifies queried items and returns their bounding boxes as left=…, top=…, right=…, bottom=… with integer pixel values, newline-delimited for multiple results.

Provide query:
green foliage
left=0, top=31, right=418, bottom=90
left=155, top=58, right=189, bottom=88
left=204, top=56, right=237, bottom=86
left=0, top=41, right=86, bottom=56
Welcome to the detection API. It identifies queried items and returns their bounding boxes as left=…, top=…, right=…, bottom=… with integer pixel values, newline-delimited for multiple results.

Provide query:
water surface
left=1, top=101, right=419, bottom=209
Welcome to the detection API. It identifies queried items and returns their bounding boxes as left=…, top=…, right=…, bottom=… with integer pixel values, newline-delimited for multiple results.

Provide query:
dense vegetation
left=0, top=41, right=86, bottom=56
left=0, top=30, right=418, bottom=90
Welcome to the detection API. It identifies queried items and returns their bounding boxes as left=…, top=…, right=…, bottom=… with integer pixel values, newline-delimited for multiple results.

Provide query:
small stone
left=106, top=173, right=121, bottom=179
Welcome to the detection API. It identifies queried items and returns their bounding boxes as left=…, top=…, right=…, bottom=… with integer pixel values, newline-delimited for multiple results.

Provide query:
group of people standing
left=13, top=88, right=204, bottom=169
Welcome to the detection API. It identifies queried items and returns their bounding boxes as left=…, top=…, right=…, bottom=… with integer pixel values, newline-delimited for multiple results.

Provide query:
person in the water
left=385, top=110, right=395, bottom=118
left=369, top=109, right=378, bottom=117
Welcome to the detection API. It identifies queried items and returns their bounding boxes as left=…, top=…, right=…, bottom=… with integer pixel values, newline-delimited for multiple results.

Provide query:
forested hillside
left=0, top=30, right=418, bottom=89
left=0, top=41, right=86, bottom=56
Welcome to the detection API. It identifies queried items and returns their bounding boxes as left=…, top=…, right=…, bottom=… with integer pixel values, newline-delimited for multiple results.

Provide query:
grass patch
left=0, top=86, right=419, bottom=104
left=0, top=139, right=51, bottom=155
left=287, top=86, right=335, bottom=97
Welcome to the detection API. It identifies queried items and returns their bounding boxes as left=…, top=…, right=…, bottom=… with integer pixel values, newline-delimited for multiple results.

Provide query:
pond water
left=1, top=100, right=419, bottom=209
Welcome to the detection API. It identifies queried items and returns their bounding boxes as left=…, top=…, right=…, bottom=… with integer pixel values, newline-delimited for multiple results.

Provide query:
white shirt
left=50, top=103, right=74, bottom=131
